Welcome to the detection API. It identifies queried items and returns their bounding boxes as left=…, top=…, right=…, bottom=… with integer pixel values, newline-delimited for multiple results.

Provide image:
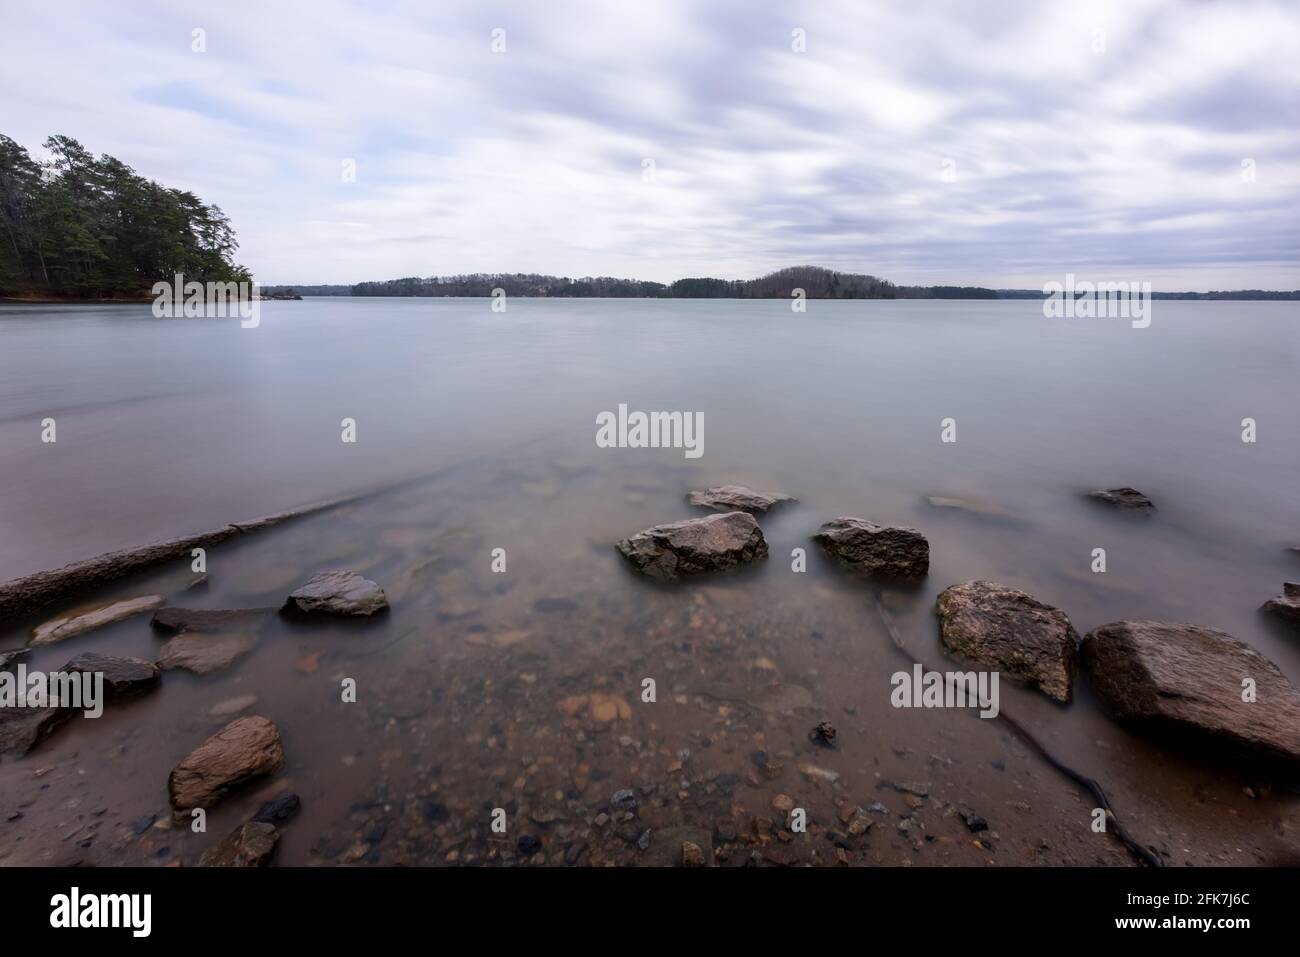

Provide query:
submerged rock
left=251, top=792, right=301, bottom=827
left=158, top=632, right=256, bottom=676
left=282, top=571, right=389, bottom=616
left=1086, top=487, right=1154, bottom=511
left=198, top=821, right=279, bottom=867
left=1081, top=620, right=1300, bottom=766
left=617, top=512, right=768, bottom=581
left=30, top=595, right=165, bottom=646
left=935, top=581, right=1078, bottom=703
left=813, top=517, right=929, bottom=580
left=169, top=715, right=285, bottom=810
left=687, top=485, right=795, bottom=513
left=150, top=606, right=273, bottom=634
left=1262, top=582, right=1300, bottom=630
left=62, top=652, right=160, bottom=700
left=0, top=705, right=74, bottom=757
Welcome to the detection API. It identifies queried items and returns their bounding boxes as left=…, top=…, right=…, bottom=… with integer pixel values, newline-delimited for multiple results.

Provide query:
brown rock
left=1081, top=620, right=1300, bottom=766
left=681, top=841, right=706, bottom=867
left=198, top=821, right=279, bottom=866
left=936, top=581, right=1078, bottom=702
left=158, top=632, right=256, bottom=676
left=169, top=716, right=285, bottom=810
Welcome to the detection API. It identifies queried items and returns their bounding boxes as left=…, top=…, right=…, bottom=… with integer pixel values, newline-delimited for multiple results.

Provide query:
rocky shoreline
left=2, top=479, right=1298, bottom=867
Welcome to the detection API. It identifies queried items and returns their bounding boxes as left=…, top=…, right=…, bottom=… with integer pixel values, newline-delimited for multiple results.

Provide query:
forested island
left=0, top=134, right=249, bottom=300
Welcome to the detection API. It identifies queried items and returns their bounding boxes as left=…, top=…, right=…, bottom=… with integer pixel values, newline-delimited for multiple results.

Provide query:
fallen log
left=0, top=493, right=364, bottom=621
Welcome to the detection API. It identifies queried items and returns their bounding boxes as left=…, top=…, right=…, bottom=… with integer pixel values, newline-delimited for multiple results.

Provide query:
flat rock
left=282, top=571, right=389, bottom=616
left=150, top=606, right=274, bottom=634
left=62, top=652, right=160, bottom=700
left=936, top=581, right=1078, bottom=702
left=1081, top=620, right=1300, bottom=766
left=813, top=517, right=929, bottom=580
left=208, top=694, right=258, bottom=718
left=169, top=715, right=285, bottom=810
left=1087, top=487, right=1154, bottom=511
left=0, top=705, right=75, bottom=757
left=158, top=632, right=256, bottom=676
left=687, top=485, right=795, bottom=513
left=617, top=511, right=768, bottom=581
left=1262, top=582, right=1300, bottom=630
left=30, top=595, right=164, bottom=646
left=198, top=821, right=279, bottom=867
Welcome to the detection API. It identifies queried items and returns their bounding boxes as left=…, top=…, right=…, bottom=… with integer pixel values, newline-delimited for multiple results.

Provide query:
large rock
left=62, top=652, right=160, bottom=700
left=169, top=716, right=285, bottom=810
left=935, top=581, right=1078, bottom=702
left=282, top=571, right=389, bottom=616
left=0, top=705, right=74, bottom=757
left=198, top=821, right=279, bottom=867
left=616, top=512, right=768, bottom=581
left=1081, top=620, right=1300, bottom=766
left=0, top=648, right=30, bottom=670
left=150, top=607, right=274, bottom=634
left=687, top=485, right=794, bottom=514
left=30, top=595, right=164, bottom=646
left=1086, top=487, right=1154, bottom=511
left=1262, top=582, right=1300, bottom=630
left=813, top=517, right=929, bottom=580
left=158, top=632, right=256, bottom=676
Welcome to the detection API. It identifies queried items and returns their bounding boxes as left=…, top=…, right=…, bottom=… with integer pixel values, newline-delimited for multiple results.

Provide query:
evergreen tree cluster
left=0, top=134, right=250, bottom=297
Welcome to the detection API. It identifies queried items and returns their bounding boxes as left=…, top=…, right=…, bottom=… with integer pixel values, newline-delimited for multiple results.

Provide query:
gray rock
left=282, top=571, right=389, bottom=616
left=687, top=485, right=795, bottom=513
left=169, top=715, right=285, bottom=810
left=158, top=632, right=256, bottom=676
left=936, top=581, right=1078, bottom=702
left=198, top=821, right=279, bottom=866
left=1081, top=620, right=1300, bottom=766
left=252, top=793, right=301, bottom=826
left=62, top=652, right=160, bottom=700
left=617, top=511, right=768, bottom=581
left=813, top=517, right=929, bottom=580
left=1262, top=582, right=1300, bottom=630
left=0, top=705, right=75, bottom=757
left=1087, top=487, right=1154, bottom=511
left=150, top=606, right=274, bottom=634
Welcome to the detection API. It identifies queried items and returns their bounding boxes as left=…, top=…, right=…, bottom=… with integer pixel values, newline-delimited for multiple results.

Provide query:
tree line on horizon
left=0, top=134, right=250, bottom=298
left=350, top=265, right=900, bottom=299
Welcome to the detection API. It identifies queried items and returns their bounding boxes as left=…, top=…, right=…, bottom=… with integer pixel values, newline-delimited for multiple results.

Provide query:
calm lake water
left=1, top=297, right=1297, bottom=866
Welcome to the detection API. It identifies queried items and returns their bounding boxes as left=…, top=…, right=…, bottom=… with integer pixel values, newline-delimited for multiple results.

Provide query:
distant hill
left=262, top=268, right=1300, bottom=300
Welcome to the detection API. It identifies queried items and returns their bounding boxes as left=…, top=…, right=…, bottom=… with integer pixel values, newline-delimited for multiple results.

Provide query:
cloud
left=1, top=0, right=1296, bottom=288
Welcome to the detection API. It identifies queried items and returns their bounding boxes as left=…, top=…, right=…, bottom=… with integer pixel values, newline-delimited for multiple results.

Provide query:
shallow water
left=1, top=298, right=1297, bottom=866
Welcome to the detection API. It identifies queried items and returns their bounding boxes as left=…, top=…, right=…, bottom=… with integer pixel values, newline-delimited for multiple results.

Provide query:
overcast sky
left=2, top=0, right=1297, bottom=289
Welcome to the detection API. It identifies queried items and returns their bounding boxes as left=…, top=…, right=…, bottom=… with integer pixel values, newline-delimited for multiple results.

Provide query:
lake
left=1, top=297, right=1297, bottom=866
